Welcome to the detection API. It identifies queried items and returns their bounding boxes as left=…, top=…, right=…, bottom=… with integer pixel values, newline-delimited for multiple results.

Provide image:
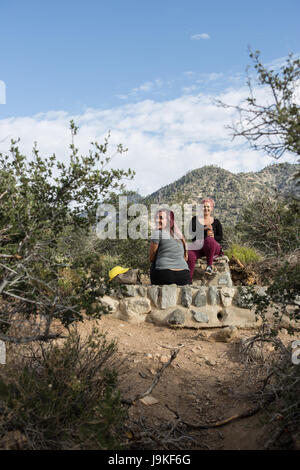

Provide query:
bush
left=239, top=195, right=300, bottom=257
left=225, top=244, right=261, bottom=265
left=0, top=328, right=127, bottom=450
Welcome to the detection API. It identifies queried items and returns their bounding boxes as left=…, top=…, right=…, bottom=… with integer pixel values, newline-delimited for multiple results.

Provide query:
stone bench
left=97, top=283, right=266, bottom=329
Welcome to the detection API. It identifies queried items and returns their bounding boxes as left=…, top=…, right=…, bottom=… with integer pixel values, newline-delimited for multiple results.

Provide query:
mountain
left=144, top=162, right=300, bottom=225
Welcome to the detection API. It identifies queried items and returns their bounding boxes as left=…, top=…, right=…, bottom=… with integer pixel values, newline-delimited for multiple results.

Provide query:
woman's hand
left=206, top=229, right=214, bottom=238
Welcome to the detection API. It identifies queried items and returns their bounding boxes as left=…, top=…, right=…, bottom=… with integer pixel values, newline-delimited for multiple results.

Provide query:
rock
left=208, top=287, right=219, bottom=305
left=193, top=287, right=207, bottom=307
left=98, top=295, right=119, bottom=313
left=217, top=273, right=233, bottom=287
left=115, top=269, right=140, bottom=284
left=191, top=310, right=209, bottom=323
left=209, top=326, right=238, bottom=343
left=168, top=309, right=185, bottom=325
left=124, top=285, right=146, bottom=297
left=205, top=359, right=216, bottom=366
left=181, top=286, right=193, bottom=308
left=139, top=395, right=159, bottom=406
left=147, top=285, right=160, bottom=308
left=160, top=284, right=177, bottom=309
left=123, top=285, right=137, bottom=297
left=159, top=355, right=170, bottom=363
left=220, top=288, right=236, bottom=307
left=138, top=286, right=147, bottom=296
left=198, top=331, right=210, bottom=340
left=119, top=297, right=151, bottom=323
left=255, top=286, right=267, bottom=296
left=236, top=286, right=254, bottom=309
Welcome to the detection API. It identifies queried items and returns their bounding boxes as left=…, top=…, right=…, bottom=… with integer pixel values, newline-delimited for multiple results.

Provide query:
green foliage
left=250, top=263, right=300, bottom=331
left=0, top=329, right=127, bottom=449
left=0, top=123, right=134, bottom=342
left=224, top=244, right=261, bottom=265
left=97, top=237, right=150, bottom=274
left=239, top=195, right=300, bottom=256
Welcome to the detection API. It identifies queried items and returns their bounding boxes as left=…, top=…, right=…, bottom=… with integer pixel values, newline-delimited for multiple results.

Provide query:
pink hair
left=201, top=197, right=215, bottom=209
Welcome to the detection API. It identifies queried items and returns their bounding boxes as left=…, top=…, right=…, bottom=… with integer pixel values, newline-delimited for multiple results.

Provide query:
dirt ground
left=76, top=315, right=300, bottom=451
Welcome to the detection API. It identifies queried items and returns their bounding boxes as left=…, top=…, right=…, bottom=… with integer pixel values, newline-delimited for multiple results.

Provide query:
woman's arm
left=149, top=241, right=159, bottom=262
left=213, top=219, right=223, bottom=243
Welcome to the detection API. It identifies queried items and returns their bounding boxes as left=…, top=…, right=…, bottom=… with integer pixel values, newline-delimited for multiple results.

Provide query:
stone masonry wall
left=95, top=257, right=265, bottom=329
left=99, top=283, right=262, bottom=328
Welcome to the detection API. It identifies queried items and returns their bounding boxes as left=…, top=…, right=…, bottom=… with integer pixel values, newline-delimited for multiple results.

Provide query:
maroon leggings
left=187, top=237, right=222, bottom=282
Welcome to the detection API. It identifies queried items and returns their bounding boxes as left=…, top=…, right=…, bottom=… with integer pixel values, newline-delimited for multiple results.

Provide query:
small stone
left=160, top=285, right=177, bottom=309
left=159, top=355, right=170, bottom=363
left=205, top=360, right=216, bottom=366
left=217, top=273, right=233, bottom=287
left=147, top=286, right=160, bottom=307
left=181, top=286, right=193, bottom=307
left=209, top=326, right=238, bottom=343
left=191, top=310, right=209, bottom=323
left=168, top=309, right=185, bottom=325
left=281, top=328, right=288, bottom=335
left=220, top=288, right=236, bottom=307
left=193, top=288, right=207, bottom=307
left=124, top=285, right=137, bottom=297
left=139, top=395, right=159, bottom=406
left=208, top=287, right=219, bottom=305
left=145, top=353, right=153, bottom=359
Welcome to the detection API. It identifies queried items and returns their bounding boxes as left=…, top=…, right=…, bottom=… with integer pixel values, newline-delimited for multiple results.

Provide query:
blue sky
left=0, top=0, right=299, bottom=194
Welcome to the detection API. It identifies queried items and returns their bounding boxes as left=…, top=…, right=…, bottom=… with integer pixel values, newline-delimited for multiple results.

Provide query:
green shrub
left=0, top=329, right=127, bottom=450
left=225, top=244, right=261, bottom=265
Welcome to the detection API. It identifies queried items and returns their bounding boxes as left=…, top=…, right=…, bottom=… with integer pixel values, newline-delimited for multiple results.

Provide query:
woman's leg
left=187, top=249, right=200, bottom=282
left=202, top=237, right=222, bottom=266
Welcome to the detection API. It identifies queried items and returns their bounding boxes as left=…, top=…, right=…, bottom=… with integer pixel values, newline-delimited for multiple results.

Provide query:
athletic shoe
left=205, top=266, right=213, bottom=275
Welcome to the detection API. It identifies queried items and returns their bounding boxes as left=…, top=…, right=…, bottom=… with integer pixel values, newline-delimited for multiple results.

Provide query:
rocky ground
left=76, top=315, right=300, bottom=451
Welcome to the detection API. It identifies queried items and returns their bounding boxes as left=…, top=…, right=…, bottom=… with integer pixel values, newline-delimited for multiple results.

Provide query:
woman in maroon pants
left=187, top=197, right=223, bottom=282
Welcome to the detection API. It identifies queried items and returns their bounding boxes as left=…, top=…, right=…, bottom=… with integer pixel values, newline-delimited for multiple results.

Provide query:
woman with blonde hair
left=149, top=209, right=190, bottom=285
left=187, top=197, right=223, bottom=282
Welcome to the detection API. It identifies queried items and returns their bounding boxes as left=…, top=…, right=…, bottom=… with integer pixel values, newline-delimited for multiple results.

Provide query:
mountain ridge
left=144, top=162, right=300, bottom=224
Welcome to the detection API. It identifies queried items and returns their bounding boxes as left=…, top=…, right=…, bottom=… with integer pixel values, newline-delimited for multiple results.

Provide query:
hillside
left=145, top=163, right=300, bottom=225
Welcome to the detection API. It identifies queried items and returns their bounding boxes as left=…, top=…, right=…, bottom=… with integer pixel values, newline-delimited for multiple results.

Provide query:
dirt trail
left=76, top=316, right=299, bottom=450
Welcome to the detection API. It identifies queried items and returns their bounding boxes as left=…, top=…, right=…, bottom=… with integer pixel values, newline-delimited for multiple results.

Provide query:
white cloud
left=191, top=33, right=210, bottom=40
left=0, top=85, right=296, bottom=197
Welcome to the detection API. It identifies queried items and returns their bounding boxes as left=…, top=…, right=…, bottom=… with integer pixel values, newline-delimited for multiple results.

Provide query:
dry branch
left=122, top=348, right=180, bottom=406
